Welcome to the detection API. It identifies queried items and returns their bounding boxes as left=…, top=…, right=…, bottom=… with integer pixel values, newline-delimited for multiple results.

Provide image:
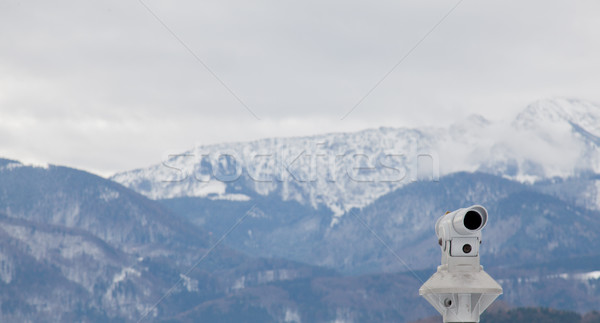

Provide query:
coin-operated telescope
left=419, top=205, right=502, bottom=322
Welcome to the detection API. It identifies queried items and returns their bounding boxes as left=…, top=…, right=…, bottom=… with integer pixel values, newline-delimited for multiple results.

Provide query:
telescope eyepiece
left=464, top=210, right=483, bottom=231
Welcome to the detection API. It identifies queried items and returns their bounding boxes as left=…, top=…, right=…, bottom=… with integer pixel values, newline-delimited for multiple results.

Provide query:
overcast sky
left=1, top=0, right=599, bottom=176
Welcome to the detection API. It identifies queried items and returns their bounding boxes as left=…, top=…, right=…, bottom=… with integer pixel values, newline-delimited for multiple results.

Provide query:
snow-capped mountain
left=112, top=98, right=600, bottom=215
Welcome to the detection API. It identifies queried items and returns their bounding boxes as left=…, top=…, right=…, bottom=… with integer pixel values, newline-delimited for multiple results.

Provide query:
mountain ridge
left=0, top=158, right=339, bottom=321
left=112, top=98, right=600, bottom=215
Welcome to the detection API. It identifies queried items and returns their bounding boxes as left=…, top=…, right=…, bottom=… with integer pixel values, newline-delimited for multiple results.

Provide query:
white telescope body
left=420, top=205, right=502, bottom=323
left=437, top=205, right=487, bottom=236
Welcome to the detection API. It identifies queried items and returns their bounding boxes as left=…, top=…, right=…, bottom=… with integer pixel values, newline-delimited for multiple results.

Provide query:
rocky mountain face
left=112, top=98, right=600, bottom=216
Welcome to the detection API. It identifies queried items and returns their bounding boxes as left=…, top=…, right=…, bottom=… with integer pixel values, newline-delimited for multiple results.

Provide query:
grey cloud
left=0, top=0, right=599, bottom=174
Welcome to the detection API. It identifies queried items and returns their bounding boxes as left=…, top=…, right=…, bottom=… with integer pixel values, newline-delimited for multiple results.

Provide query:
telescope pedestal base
left=419, top=266, right=502, bottom=323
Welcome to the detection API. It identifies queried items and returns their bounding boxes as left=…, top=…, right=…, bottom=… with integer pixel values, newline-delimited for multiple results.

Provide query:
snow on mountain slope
left=112, top=98, right=600, bottom=214
left=513, top=98, right=600, bottom=136
left=113, top=127, right=434, bottom=217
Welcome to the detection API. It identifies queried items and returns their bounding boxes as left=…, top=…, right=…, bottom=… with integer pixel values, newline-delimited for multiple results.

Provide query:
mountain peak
left=513, top=98, right=600, bottom=135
